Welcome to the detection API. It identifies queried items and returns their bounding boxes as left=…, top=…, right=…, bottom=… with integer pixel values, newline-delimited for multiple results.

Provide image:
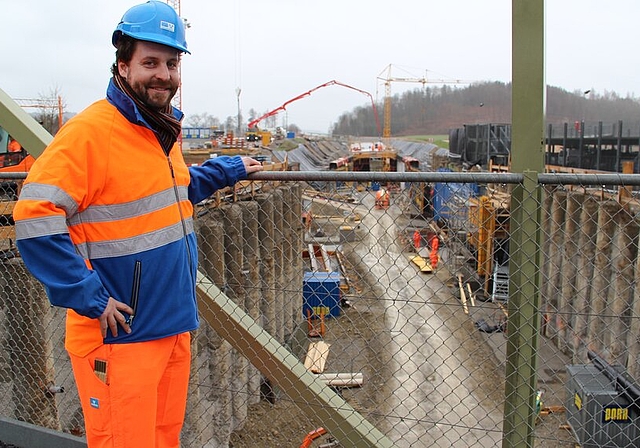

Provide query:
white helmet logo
left=160, top=21, right=175, bottom=33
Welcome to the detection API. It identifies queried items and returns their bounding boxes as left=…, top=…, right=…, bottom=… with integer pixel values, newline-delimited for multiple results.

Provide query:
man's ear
left=118, top=61, right=128, bottom=78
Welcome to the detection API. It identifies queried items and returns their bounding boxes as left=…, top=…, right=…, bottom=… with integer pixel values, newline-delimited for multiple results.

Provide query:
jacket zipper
left=166, top=155, right=195, bottom=280
left=127, top=260, right=142, bottom=326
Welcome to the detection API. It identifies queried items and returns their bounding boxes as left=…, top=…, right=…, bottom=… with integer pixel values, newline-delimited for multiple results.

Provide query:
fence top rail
left=539, top=172, right=640, bottom=186
left=8, top=169, right=640, bottom=187
left=249, top=170, right=524, bottom=184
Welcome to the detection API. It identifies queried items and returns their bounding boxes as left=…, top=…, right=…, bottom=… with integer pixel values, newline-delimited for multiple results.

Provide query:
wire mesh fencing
left=2, top=172, right=640, bottom=447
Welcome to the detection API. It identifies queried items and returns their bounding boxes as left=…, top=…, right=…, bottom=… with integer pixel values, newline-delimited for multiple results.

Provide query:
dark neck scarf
left=114, top=72, right=182, bottom=154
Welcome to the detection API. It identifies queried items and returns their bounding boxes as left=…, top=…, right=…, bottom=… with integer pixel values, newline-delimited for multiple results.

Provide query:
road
left=352, top=191, right=504, bottom=447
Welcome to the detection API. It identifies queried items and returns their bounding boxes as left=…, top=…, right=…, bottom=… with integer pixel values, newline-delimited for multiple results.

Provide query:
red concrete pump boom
left=247, top=80, right=382, bottom=136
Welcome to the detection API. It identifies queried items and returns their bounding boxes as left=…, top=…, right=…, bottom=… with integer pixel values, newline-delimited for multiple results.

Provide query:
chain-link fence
left=2, top=170, right=640, bottom=447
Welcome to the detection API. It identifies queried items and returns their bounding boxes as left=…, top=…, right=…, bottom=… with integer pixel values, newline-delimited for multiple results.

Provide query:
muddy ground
left=228, top=251, right=577, bottom=447
left=230, top=299, right=576, bottom=446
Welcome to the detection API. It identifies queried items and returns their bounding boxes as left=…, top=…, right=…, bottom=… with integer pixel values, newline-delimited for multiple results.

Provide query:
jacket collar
left=105, top=77, right=184, bottom=129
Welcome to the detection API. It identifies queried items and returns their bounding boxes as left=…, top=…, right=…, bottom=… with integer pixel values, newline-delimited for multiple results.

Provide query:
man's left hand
left=241, top=156, right=264, bottom=175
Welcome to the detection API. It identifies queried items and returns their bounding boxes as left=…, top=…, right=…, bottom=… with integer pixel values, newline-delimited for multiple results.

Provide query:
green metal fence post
left=503, top=0, right=545, bottom=446
left=503, top=172, right=542, bottom=447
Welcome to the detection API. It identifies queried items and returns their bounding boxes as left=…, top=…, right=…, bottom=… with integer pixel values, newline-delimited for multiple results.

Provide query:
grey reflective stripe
left=75, top=217, right=195, bottom=259
left=15, top=215, right=70, bottom=240
left=68, top=186, right=190, bottom=225
left=19, top=183, right=78, bottom=217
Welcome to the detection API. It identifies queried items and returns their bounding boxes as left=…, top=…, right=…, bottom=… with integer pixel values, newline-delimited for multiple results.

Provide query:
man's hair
left=110, top=34, right=182, bottom=76
left=110, top=34, right=137, bottom=76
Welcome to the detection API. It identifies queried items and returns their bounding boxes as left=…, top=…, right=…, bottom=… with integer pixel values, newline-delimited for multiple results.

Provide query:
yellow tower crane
left=13, top=97, right=64, bottom=131
left=377, top=64, right=470, bottom=140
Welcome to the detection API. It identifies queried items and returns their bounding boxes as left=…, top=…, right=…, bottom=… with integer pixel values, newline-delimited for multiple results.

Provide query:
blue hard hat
left=112, top=1, right=189, bottom=54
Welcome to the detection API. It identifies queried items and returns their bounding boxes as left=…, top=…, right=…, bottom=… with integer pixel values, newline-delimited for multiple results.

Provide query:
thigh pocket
left=80, top=357, right=113, bottom=435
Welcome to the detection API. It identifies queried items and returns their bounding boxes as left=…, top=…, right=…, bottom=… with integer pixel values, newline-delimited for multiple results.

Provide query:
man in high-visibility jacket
left=13, top=2, right=262, bottom=447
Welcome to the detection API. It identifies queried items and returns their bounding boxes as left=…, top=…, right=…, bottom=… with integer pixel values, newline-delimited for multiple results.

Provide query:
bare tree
left=287, top=123, right=301, bottom=135
left=185, top=112, right=220, bottom=128
left=224, top=116, right=236, bottom=134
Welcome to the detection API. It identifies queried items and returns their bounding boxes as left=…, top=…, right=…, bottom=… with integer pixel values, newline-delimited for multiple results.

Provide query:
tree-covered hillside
left=330, top=82, right=640, bottom=137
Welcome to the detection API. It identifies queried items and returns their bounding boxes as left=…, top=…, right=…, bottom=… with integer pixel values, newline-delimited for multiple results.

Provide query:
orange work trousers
left=69, top=332, right=191, bottom=448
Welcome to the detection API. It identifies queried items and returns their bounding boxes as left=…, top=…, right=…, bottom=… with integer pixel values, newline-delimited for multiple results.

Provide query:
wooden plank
left=540, top=405, right=565, bottom=415
left=320, top=245, right=332, bottom=272
left=316, top=372, right=364, bottom=388
left=466, top=283, right=476, bottom=307
left=304, top=341, right=331, bottom=374
left=458, top=274, right=469, bottom=314
left=409, top=255, right=433, bottom=273
left=0, top=226, right=15, bottom=241
left=308, top=243, right=319, bottom=272
left=0, top=201, right=16, bottom=216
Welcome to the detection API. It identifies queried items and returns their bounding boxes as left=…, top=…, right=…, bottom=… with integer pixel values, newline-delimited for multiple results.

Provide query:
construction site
left=4, top=2, right=640, bottom=448
left=175, top=125, right=640, bottom=448
left=2, top=100, right=640, bottom=447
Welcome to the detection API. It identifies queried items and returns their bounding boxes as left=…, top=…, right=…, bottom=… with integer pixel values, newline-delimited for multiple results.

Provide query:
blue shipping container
left=303, top=271, right=341, bottom=318
left=432, top=168, right=479, bottom=223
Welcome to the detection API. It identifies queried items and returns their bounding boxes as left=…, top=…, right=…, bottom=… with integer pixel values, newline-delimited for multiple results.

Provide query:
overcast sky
left=3, top=0, right=638, bottom=134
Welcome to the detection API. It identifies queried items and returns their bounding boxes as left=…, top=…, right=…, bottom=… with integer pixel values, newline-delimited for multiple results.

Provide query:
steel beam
left=0, top=87, right=52, bottom=157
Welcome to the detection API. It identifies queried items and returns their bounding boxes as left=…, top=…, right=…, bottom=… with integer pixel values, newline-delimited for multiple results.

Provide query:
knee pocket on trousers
left=81, top=357, right=113, bottom=434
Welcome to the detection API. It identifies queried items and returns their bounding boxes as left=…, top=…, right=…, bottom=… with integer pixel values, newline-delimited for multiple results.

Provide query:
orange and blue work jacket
left=13, top=79, right=247, bottom=357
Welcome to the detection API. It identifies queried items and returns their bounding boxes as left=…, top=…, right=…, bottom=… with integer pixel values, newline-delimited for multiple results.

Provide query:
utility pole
left=236, top=87, right=242, bottom=138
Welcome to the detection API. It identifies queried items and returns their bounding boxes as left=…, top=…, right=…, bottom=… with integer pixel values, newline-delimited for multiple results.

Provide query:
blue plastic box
left=303, top=271, right=341, bottom=318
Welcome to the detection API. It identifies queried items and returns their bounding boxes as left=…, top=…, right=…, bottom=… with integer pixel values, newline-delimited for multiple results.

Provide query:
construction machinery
left=12, top=96, right=64, bottom=134
left=0, top=125, right=36, bottom=249
left=0, top=94, right=58, bottom=245
left=299, top=427, right=339, bottom=448
left=245, top=126, right=272, bottom=146
left=247, top=80, right=382, bottom=137
left=377, top=64, right=469, bottom=140
left=0, top=126, right=35, bottom=173
left=164, top=1, right=185, bottom=110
